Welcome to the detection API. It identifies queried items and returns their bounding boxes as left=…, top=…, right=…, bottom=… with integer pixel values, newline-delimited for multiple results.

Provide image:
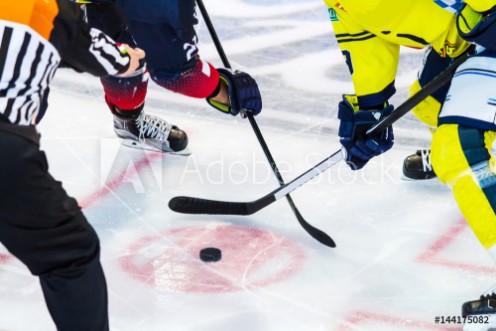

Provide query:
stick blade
left=169, top=196, right=251, bottom=215
left=292, top=206, right=336, bottom=248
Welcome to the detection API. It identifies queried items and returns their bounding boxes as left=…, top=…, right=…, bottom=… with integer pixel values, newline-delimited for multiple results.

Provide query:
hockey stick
left=366, top=49, right=472, bottom=135
left=194, top=0, right=335, bottom=247
left=169, top=48, right=474, bottom=216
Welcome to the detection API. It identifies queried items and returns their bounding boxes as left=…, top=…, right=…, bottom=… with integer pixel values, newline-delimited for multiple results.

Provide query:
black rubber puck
left=199, top=247, right=222, bottom=262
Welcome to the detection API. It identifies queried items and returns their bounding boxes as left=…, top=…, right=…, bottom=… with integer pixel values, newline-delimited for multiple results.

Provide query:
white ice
left=0, top=1, right=494, bottom=330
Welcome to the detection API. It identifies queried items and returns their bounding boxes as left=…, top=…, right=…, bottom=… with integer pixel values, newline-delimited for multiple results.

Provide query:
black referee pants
left=0, top=124, right=109, bottom=331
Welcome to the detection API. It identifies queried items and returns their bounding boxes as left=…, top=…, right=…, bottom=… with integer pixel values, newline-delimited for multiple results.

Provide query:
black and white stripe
left=89, top=28, right=129, bottom=76
left=0, top=21, right=60, bottom=125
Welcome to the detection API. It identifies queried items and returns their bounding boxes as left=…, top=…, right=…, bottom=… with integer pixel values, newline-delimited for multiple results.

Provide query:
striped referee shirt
left=0, top=0, right=130, bottom=125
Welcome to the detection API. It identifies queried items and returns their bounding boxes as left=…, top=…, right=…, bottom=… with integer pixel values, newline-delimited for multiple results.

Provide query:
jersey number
left=342, top=50, right=354, bottom=75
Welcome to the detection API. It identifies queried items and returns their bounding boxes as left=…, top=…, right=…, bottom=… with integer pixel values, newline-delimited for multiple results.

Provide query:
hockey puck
left=199, top=247, right=222, bottom=262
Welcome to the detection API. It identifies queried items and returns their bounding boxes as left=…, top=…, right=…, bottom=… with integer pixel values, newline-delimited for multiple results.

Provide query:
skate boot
left=402, top=149, right=436, bottom=180
left=462, top=290, right=496, bottom=331
left=111, top=105, right=189, bottom=154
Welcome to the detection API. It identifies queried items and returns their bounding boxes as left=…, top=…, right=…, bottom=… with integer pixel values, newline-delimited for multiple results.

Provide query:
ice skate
left=462, top=289, right=496, bottom=331
left=111, top=106, right=190, bottom=155
left=402, top=149, right=436, bottom=180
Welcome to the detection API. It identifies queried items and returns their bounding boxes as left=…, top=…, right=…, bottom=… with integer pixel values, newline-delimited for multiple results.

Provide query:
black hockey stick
left=169, top=48, right=474, bottom=216
left=193, top=0, right=335, bottom=247
left=366, top=49, right=472, bottom=135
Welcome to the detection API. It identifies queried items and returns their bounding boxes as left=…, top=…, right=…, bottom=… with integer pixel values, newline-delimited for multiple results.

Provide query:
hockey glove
left=207, top=68, right=262, bottom=116
left=338, top=95, right=394, bottom=170
left=457, top=4, right=496, bottom=51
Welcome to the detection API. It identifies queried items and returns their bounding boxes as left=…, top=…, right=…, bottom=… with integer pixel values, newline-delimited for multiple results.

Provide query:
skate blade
left=400, top=174, right=437, bottom=181
left=120, top=139, right=192, bottom=156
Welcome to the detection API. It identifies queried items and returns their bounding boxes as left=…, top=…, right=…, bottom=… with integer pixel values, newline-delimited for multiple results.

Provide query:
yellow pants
left=431, top=124, right=496, bottom=249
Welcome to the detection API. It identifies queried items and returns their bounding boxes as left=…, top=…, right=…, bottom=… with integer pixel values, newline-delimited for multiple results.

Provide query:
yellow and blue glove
left=338, top=95, right=394, bottom=170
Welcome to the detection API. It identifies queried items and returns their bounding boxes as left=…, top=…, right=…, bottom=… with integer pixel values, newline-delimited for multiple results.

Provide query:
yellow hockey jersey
left=323, top=0, right=494, bottom=108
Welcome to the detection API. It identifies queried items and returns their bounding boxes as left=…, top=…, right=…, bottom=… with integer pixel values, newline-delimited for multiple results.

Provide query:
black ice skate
left=462, top=293, right=496, bottom=331
left=402, top=149, right=436, bottom=180
left=111, top=105, right=189, bottom=155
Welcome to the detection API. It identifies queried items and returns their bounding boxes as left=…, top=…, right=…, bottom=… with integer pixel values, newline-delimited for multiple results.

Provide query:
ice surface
left=0, top=1, right=494, bottom=330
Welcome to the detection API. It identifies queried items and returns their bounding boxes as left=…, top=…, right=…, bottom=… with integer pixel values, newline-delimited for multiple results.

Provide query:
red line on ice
left=0, top=253, right=12, bottom=265
left=417, top=218, right=467, bottom=261
left=78, top=152, right=162, bottom=209
left=1, top=151, right=161, bottom=265
left=416, top=218, right=496, bottom=274
left=119, top=225, right=306, bottom=293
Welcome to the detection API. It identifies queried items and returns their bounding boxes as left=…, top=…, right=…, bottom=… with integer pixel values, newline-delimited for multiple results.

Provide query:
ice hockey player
left=324, top=0, right=496, bottom=329
left=79, top=0, right=262, bottom=153
left=0, top=0, right=144, bottom=330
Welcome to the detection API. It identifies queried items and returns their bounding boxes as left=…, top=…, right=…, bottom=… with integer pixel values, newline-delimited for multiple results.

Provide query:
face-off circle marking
left=120, top=225, right=306, bottom=293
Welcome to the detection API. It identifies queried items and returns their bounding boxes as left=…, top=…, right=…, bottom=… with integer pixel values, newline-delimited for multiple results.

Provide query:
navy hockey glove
left=338, top=95, right=394, bottom=170
left=207, top=68, right=262, bottom=116
left=457, top=4, right=496, bottom=51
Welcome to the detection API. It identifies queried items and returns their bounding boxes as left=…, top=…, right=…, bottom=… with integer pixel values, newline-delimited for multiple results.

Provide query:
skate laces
left=136, top=112, right=172, bottom=144
left=420, top=149, right=433, bottom=172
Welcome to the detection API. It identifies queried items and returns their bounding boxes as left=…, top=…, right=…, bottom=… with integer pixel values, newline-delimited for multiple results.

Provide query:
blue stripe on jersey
left=454, top=71, right=496, bottom=79
left=433, top=0, right=464, bottom=14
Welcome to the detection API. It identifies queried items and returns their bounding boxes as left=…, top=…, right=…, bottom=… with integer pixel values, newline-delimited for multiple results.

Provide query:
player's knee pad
left=101, top=67, right=148, bottom=111
left=149, top=59, right=219, bottom=99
